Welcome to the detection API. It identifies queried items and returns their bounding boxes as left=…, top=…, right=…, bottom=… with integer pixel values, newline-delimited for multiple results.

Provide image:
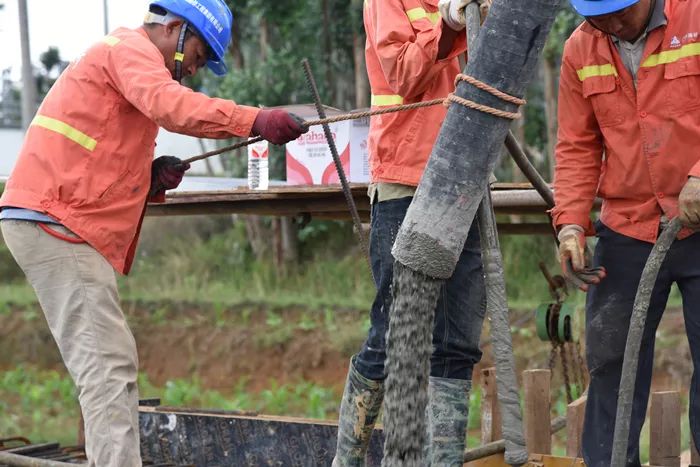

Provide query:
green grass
left=2, top=365, right=695, bottom=461
left=0, top=366, right=341, bottom=446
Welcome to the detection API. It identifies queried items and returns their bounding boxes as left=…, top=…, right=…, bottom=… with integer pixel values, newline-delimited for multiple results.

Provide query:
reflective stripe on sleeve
left=405, top=7, right=441, bottom=25
left=103, top=35, right=121, bottom=46
left=371, top=94, right=405, bottom=106
left=31, top=115, right=98, bottom=152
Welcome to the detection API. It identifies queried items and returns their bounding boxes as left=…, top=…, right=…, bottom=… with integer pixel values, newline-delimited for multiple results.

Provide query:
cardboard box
left=284, top=105, right=369, bottom=185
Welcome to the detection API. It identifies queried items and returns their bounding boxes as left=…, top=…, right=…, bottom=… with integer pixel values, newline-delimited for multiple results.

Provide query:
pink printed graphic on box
left=286, top=124, right=350, bottom=185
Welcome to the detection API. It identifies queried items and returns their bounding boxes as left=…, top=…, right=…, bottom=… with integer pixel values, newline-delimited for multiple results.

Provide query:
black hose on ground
left=610, top=217, right=681, bottom=467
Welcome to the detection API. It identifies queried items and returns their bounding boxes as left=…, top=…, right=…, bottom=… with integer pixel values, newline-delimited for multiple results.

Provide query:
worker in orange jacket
left=553, top=0, right=700, bottom=464
left=0, top=1, right=306, bottom=465
left=332, top=1, right=490, bottom=466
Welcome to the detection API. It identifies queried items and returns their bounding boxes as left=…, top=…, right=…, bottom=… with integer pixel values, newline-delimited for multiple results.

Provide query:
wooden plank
left=649, top=391, right=680, bottom=467
left=566, top=395, right=587, bottom=458
left=465, top=453, right=586, bottom=467
left=527, top=454, right=586, bottom=466
left=523, top=369, right=552, bottom=455
left=148, top=184, right=603, bottom=222
left=464, top=452, right=506, bottom=467
left=138, top=406, right=384, bottom=466
left=480, top=367, right=502, bottom=444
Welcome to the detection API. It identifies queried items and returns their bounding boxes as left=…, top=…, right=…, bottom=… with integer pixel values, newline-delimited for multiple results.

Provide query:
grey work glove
left=438, top=0, right=492, bottom=31
left=557, top=224, right=607, bottom=292
left=679, top=176, right=700, bottom=230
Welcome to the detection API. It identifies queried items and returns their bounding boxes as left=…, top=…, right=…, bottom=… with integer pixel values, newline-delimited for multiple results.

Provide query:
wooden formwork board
left=138, top=406, right=384, bottom=466
left=465, top=454, right=585, bottom=467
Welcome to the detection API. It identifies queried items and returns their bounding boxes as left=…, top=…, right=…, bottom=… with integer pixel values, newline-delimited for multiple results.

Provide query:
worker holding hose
left=332, top=1, right=491, bottom=466
left=0, top=1, right=305, bottom=466
left=553, top=0, right=700, bottom=464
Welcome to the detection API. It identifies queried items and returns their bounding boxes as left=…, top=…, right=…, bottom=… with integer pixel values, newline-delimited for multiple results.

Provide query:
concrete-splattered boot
left=426, top=376, right=471, bottom=467
left=332, top=358, right=384, bottom=467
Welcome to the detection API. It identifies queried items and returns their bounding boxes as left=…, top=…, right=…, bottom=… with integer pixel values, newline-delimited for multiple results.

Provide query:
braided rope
left=445, top=93, right=521, bottom=120
left=184, top=75, right=525, bottom=162
left=304, top=98, right=444, bottom=127
left=455, top=73, right=527, bottom=105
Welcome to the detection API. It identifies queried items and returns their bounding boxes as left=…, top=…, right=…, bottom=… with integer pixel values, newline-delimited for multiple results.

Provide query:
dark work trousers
left=583, top=221, right=700, bottom=466
left=353, top=196, right=486, bottom=382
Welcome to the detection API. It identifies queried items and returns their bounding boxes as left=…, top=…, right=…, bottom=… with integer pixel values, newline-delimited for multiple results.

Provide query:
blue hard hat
left=569, top=0, right=640, bottom=16
left=150, top=0, right=233, bottom=75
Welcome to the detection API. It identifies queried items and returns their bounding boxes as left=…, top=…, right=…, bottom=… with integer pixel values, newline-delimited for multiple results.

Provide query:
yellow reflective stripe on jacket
left=103, top=35, right=121, bottom=47
left=406, top=7, right=441, bottom=25
left=576, top=63, right=618, bottom=81
left=641, top=42, right=700, bottom=67
left=31, top=115, right=98, bottom=151
left=371, top=94, right=404, bottom=106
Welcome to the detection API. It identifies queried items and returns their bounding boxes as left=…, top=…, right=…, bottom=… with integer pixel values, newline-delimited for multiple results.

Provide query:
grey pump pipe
left=610, top=217, right=682, bottom=466
left=466, top=3, right=528, bottom=465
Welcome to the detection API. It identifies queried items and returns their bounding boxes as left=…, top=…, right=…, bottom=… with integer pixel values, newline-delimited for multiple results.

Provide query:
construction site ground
left=1, top=299, right=694, bottom=461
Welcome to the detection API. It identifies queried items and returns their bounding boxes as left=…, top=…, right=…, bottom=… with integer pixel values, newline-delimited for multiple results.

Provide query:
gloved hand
left=679, top=176, right=700, bottom=230
left=438, top=0, right=492, bottom=31
left=557, top=224, right=606, bottom=291
left=251, top=109, right=308, bottom=145
left=149, top=156, right=190, bottom=198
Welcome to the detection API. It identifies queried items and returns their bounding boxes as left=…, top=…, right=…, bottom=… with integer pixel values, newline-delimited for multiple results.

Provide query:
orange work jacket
left=0, top=27, right=259, bottom=274
left=552, top=0, right=700, bottom=242
left=364, top=0, right=466, bottom=186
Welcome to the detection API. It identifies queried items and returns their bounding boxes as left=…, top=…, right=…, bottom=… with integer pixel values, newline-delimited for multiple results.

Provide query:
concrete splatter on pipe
left=392, top=0, right=562, bottom=279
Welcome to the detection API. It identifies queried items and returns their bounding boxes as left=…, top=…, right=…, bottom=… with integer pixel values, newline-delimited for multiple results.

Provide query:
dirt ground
left=1, top=302, right=694, bottom=395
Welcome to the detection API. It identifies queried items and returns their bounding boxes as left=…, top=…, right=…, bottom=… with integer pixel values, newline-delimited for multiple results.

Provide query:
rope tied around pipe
left=445, top=73, right=527, bottom=120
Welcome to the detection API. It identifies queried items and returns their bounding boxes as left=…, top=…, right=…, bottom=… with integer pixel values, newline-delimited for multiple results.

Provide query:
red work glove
left=251, top=109, right=308, bottom=145
left=149, top=156, right=190, bottom=198
left=557, top=224, right=607, bottom=291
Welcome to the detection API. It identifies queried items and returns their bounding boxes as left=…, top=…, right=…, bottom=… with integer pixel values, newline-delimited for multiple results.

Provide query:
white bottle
left=247, top=138, right=269, bottom=190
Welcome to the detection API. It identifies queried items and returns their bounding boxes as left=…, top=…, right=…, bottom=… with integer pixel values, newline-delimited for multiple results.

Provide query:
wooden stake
left=566, top=395, right=587, bottom=458
left=692, top=436, right=700, bottom=466
left=523, top=369, right=552, bottom=455
left=480, top=367, right=502, bottom=444
left=650, top=391, right=680, bottom=467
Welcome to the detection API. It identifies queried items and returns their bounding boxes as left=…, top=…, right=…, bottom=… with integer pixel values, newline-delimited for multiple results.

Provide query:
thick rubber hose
left=466, top=4, right=528, bottom=464
left=610, top=217, right=682, bottom=467
left=392, top=0, right=563, bottom=279
left=477, top=192, right=528, bottom=466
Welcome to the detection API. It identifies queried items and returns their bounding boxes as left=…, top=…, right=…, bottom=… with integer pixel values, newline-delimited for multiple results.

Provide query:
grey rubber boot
left=332, top=358, right=384, bottom=467
left=425, top=376, right=471, bottom=467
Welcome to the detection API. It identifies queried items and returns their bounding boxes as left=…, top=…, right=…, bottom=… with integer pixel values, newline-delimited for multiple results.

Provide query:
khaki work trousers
left=1, top=220, right=142, bottom=467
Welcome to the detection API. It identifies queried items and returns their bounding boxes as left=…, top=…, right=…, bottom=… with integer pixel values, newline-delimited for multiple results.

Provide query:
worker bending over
left=333, top=1, right=490, bottom=466
left=0, top=1, right=305, bottom=465
left=553, top=0, right=700, bottom=464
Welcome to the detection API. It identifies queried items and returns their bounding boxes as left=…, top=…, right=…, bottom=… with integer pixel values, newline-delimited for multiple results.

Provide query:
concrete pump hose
left=610, top=217, right=682, bottom=467
left=0, top=451, right=85, bottom=467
